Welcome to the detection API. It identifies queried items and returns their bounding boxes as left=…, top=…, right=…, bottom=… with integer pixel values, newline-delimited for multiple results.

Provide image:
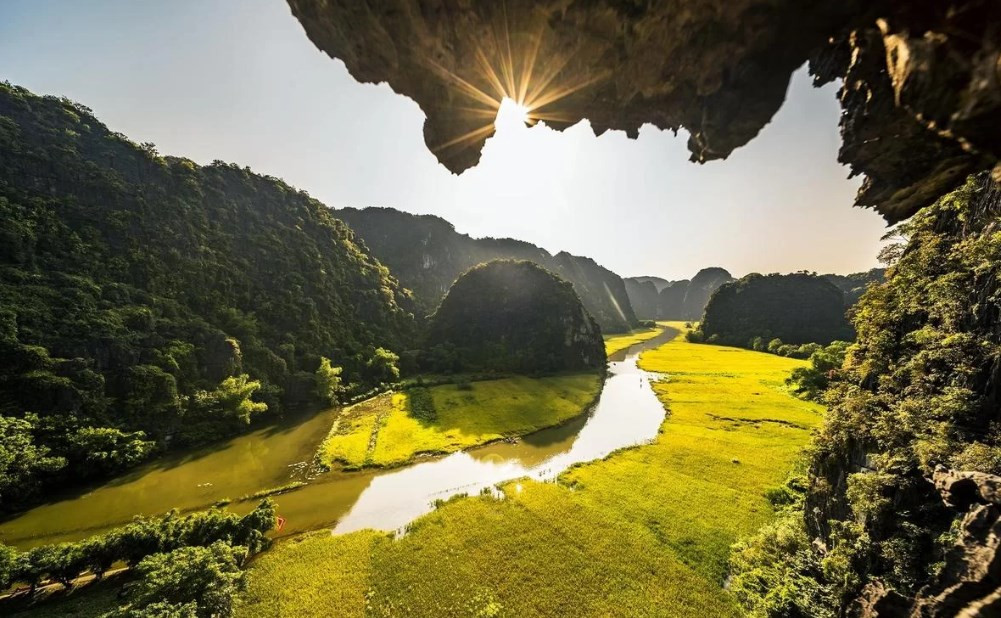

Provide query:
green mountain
left=822, top=268, right=886, bottom=306
left=333, top=207, right=638, bottom=333
left=700, top=273, right=853, bottom=346
left=425, top=260, right=606, bottom=374
left=0, top=82, right=414, bottom=508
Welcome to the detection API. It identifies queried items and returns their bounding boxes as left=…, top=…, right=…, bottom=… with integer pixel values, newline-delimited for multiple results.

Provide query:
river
left=0, top=327, right=676, bottom=548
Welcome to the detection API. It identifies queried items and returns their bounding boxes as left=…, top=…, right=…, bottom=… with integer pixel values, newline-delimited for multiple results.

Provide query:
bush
left=119, top=541, right=247, bottom=617
left=785, top=341, right=849, bottom=400
left=3, top=499, right=276, bottom=593
left=685, top=329, right=705, bottom=343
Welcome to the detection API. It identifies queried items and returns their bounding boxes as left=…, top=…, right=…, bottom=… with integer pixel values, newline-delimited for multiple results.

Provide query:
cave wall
left=287, top=0, right=1000, bottom=222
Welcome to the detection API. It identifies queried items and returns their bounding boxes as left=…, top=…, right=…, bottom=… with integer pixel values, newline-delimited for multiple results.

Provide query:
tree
left=786, top=341, right=849, bottom=400
left=192, top=375, right=268, bottom=425
left=121, top=541, right=247, bottom=618
left=365, top=347, right=400, bottom=384
left=314, top=357, right=343, bottom=405
left=0, top=543, right=16, bottom=590
left=0, top=414, right=66, bottom=507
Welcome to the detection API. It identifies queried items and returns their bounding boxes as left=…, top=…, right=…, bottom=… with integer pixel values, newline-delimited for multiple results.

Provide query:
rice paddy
left=238, top=323, right=823, bottom=616
left=603, top=325, right=665, bottom=356
left=318, top=374, right=603, bottom=469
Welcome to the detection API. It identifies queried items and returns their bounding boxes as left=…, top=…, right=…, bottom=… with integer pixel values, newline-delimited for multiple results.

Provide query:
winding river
left=0, top=327, right=676, bottom=549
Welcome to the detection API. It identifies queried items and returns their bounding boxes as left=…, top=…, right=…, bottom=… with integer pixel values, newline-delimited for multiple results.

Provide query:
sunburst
left=424, top=15, right=606, bottom=154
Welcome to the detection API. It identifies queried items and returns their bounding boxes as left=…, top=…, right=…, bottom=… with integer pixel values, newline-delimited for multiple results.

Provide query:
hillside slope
left=0, top=83, right=414, bottom=508
left=334, top=207, right=637, bottom=333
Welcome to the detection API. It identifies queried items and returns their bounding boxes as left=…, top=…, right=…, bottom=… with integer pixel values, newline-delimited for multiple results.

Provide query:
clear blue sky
left=0, top=0, right=888, bottom=280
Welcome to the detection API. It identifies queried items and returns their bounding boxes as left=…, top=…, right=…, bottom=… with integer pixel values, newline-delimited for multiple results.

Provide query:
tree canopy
left=699, top=273, right=853, bottom=346
left=425, top=260, right=606, bottom=374
left=0, top=82, right=414, bottom=511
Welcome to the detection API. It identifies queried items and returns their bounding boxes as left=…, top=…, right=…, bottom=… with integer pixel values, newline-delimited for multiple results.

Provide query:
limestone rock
left=287, top=0, right=1001, bottom=221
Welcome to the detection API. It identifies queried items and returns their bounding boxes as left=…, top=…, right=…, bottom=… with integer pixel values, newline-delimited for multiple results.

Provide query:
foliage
left=313, top=357, right=343, bottom=406
left=0, top=499, right=274, bottom=605
left=334, top=206, right=639, bottom=333
left=318, top=374, right=601, bottom=468
left=734, top=174, right=1001, bottom=615
left=730, top=511, right=836, bottom=618
left=425, top=260, right=606, bottom=374
left=241, top=325, right=820, bottom=616
left=822, top=269, right=885, bottom=307
left=0, top=82, right=414, bottom=511
left=364, top=348, right=400, bottom=385
left=786, top=341, right=850, bottom=400
left=0, top=414, right=66, bottom=509
left=119, top=541, right=247, bottom=618
left=697, top=273, right=853, bottom=347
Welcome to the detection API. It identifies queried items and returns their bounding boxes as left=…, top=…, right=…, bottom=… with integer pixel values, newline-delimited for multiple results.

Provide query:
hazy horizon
left=0, top=0, right=889, bottom=281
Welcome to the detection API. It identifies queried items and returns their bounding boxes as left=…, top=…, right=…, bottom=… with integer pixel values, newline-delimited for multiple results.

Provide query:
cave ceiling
left=288, top=0, right=1001, bottom=222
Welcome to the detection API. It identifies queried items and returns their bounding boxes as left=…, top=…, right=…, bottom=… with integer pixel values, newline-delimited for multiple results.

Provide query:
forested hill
left=333, top=206, right=638, bottom=333
left=426, top=260, right=606, bottom=374
left=0, top=82, right=414, bottom=509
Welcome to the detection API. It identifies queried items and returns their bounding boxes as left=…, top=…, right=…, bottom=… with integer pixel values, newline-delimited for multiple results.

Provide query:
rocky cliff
left=623, top=278, right=661, bottom=321
left=287, top=0, right=1001, bottom=222
left=335, top=206, right=637, bottom=333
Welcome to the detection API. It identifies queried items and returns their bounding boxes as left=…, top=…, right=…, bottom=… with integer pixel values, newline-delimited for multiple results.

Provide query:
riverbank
left=236, top=324, right=823, bottom=616
left=317, top=374, right=604, bottom=470
left=603, top=325, right=666, bottom=356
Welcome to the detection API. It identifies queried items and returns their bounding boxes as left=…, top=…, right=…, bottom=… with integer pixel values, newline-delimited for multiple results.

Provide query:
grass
left=238, top=323, right=823, bottom=616
left=318, top=374, right=603, bottom=469
left=603, top=325, right=665, bottom=356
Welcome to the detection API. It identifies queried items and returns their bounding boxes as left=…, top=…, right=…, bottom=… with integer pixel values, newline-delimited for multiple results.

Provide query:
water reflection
left=329, top=327, right=675, bottom=535
left=0, top=327, right=677, bottom=548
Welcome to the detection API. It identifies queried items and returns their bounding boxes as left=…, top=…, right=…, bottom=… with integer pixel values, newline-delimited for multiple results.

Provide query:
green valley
left=236, top=326, right=823, bottom=617
left=4, top=1, right=995, bottom=613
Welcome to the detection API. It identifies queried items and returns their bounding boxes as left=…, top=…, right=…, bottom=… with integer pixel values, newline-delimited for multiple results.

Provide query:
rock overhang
left=287, top=0, right=1001, bottom=222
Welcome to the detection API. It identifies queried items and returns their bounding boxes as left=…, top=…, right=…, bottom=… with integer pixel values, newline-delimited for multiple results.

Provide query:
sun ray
left=425, top=11, right=605, bottom=153
left=525, top=71, right=609, bottom=112
left=516, top=24, right=545, bottom=105
left=474, top=47, right=509, bottom=102
left=427, top=59, right=501, bottom=110
left=431, top=123, right=496, bottom=152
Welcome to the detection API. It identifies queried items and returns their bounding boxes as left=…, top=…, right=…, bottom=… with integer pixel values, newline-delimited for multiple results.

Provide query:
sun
left=494, top=98, right=531, bottom=131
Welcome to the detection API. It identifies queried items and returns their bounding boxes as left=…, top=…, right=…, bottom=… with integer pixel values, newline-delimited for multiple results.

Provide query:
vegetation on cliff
left=0, top=82, right=414, bottom=511
left=732, top=174, right=1001, bottom=615
left=424, top=260, right=606, bottom=374
left=334, top=207, right=638, bottom=333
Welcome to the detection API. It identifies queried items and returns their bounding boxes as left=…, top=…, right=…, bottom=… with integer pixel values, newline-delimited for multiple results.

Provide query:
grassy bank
left=238, top=324, right=822, bottom=616
left=318, top=374, right=603, bottom=469
left=603, top=325, right=665, bottom=356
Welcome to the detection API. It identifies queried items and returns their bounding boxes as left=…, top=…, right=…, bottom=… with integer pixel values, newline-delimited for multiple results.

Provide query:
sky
left=0, top=0, right=888, bottom=280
